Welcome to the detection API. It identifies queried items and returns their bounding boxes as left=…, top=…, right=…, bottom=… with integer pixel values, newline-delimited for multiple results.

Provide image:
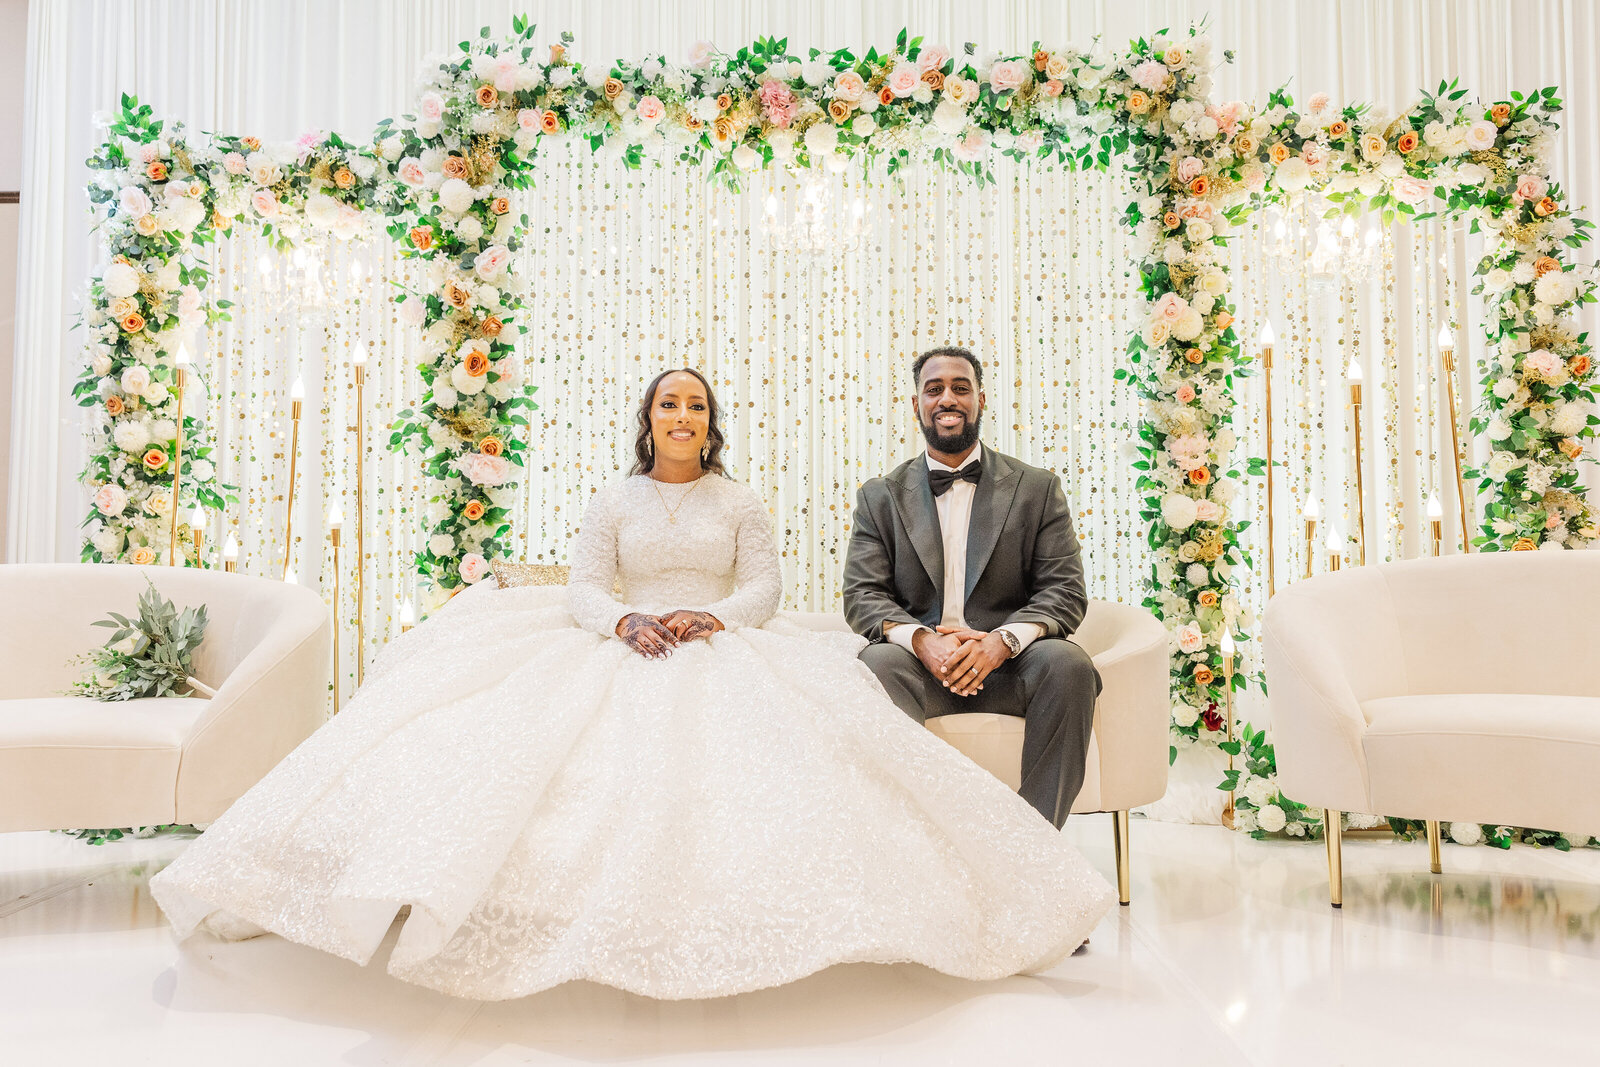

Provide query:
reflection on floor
left=2, top=818, right=1597, bottom=1066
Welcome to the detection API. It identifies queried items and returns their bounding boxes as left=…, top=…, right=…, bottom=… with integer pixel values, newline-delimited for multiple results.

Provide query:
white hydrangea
left=1162, top=493, right=1199, bottom=531
left=113, top=421, right=151, bottom=453
left=103, top=262, right=141, bottom=298
left=437, top=178, right=476, bottom=214
left=1257, top=804, right=1287, bottom=833
left=1449, top=821, right=1484, bottom=846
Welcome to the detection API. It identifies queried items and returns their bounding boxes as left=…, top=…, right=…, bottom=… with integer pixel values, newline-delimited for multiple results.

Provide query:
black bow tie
left=928, top=464, right=982, bottom=497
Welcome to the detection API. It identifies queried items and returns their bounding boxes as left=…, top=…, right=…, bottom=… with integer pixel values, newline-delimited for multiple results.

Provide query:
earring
left=646, top=436, right=654, bottom=456
left=701, top=444, right=710, bottom=461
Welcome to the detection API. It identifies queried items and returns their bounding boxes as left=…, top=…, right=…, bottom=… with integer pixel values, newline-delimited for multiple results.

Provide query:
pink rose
left=454, top=452, right=514, bottom=486
left=94, top=484, right=128, bottom=517
left=757, top=80, right=797, bottom=127
left=1391, top=177, right=1433, bottom=205
left=493, top=56, right=519, bottom=92
left=517, top=108, right=541, bottom=131
left=636, top=95, right=666, bottom=124
left=397, top=158, right=427, bottom=186
left=459, top=552, right=489, bottom=584
left=1131, top=59, right=1169, bottom=92
left=473, top=244, right=512, bottom=280
left=1176, top=623, right=1205, bottom=654
left=293, top=130, right=322, bottom=164
left=419, top=92, right=445, bottom=122
left=1514, top=174, right=1548, bottom=203
left=1195, top=499, right=1222, bottom=522
left=1154, top=292, right=1188, bottom=323
left=250, top=189, right=280, bottom=217
left=832, top=71, right=866, bottom=102
left=1308, top=92, right=1331, bottom=114
left=989, top=59, right=1029, bottom=94
left=118, top=187, right=154, bottom=218
left=178, top=285, right=203, bottom=319
left=1043, top=79, right=1063, bottom=97
left=887, top=65, right=920, bottom=97
left=1241, top=164, right=1267, bottom=193
left=918, top=45, right=950, bottom=73
left=1176, top=157, right=1203, bottom=183
left=952, top=128, right=989, bottom=162
left=1175, top=383, right=1197, bottom=403
left=687, top=40, right=715, bottom=69
left=1523, top=349, right=1563, bottom=378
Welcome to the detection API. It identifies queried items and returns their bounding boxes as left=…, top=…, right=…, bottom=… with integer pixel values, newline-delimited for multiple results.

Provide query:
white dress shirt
left=886, top=443, right=1045, bottom=655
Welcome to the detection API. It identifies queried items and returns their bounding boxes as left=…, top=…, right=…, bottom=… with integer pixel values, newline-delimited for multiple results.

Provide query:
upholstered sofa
left=1262, top=552, right=1600, bottom=907
left=784, top=602, right=1170, bottom=903
left=0, top=564, right=331, bottom=832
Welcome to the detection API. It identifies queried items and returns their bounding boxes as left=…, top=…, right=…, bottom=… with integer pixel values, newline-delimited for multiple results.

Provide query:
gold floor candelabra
left=329, top=506, right=344, bottom=712
left=399, top=598, right=416, bottom=635
left=167, top=345, right=192, bottom=567
left=223, top=533, right=239, bottom=574
left=1221, top=630, right=1237, bottom=829
left=1326, top=524, right=1343, bottom=573
left=282, top=375, right=306, bottom=581
left=1438, top=327, right=1471, bottom=553
left=1428, top=493, right=1444, bottom=558
left=351, top=345, right=369, bottom=687
left=188, top=505, right=205, bottom=568
left=1259, top=322, right=1278, bottom=597
left=1302, top=496, right=1320, bottom=580
left=1347, top=359, right=1368, bottom=566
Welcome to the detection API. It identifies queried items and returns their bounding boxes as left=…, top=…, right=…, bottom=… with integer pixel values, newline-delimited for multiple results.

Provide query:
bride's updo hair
left=631, top=367, right=729, bottom=477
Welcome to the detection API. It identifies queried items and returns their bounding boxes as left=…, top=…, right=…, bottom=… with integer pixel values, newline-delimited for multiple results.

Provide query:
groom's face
left=915, top=355, right=984, bottom=456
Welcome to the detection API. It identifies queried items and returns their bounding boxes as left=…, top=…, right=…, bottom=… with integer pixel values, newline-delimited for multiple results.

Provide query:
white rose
left=1485, top=451, right=1522, bottom=481
left=1257, top=804, right=1287, bottom=833
left=803, top=122, right=837, bottom=157
left=1481, top=268, right=1513, bottom=293
left=851, top=114, right=877, bottom=138
left=454, top=216, right=484, bottom=243
left=103, top=262, right=141, bottom=298
left=1172, top=702, right=1199, bottom=728
left=91, top=351, right=113, bottom=376
left=451, top=363, right=487, bottom=395
left=1449, top=821, right=1483, bottom=846
left=1274, top=157, right=1312, bottom=191
left=1162, top=492, right=1199, bottom=530
left=428, top=533, right=455, bottom=557
left=932, top=99, right=967, bottom=135
left=120, top=366, right=151, bottom=396
left=1243, top=777, right=1275, bottom=808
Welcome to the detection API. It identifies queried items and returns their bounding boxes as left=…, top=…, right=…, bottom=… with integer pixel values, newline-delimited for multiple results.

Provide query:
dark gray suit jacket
left=842, top=446, right=1089, bottom=643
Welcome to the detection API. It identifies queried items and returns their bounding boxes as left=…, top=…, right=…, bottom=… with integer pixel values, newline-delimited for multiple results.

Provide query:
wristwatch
left=997, top=628, right=1022, bottom=657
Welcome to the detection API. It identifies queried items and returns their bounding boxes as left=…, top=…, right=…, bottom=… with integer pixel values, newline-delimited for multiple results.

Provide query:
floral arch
left=75, top=20, right=1598, bottom=840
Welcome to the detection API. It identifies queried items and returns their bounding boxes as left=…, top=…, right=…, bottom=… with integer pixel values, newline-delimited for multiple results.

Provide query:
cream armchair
left=0, top=564, right=331, bottom=832
left=784, top=601, right=1171, bottom=904
left=1262, top=552, right=1600, bottom=907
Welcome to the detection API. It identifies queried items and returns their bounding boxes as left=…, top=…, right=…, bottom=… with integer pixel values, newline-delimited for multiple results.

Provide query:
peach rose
left=1033, top=50, right=1050, bottom=72
left=442, top=155, right=469, bottom=179
left=1535, top=196, right=1558, bottom=217
left=134, top=214, right=159, bottom=237
left=540, top=109, right=562, bottom=134
left=603, top=77, right=625, bottom=100
left=1192, top=666, right=1215, bottom=686
left=549, top=44, right=565, bottom=65
left=1397, top=130, right=1419, bottom=154
left=1514, top=175, right=1547, bottom=202
left=828, top=98, right=852, bottom=123
left=1268, top=143, right=1290, bottom=164
left=1569, top=355, right=1591, bottom=377
left=475, top=84, right=499, bottom=107
left=250, top=189, right=279, bottom=217
left=878, top=85, right=896, bottom=107
left=242, top=136, right=261, bottom=151
left=1197, top=590, right=1220, bottom=609
left=462, top=500, right=486, bottom=521
left=212, top=211, right=232, bottom=232
left=146, top=161, right=168, bottom=181
left=464, top=350, right=490, bottom=377
left=1175, top=383, right=1196, bottom=403
left=1328, top=120, right=1350, bottom=139
left=716, top=92, right=733, bottom=111
left=1234, top=134, right=1257, bottom=156
left=410, top=226, right=434, bottom=251
left=1559, top=437, right=1584, bottom=461
left=105, top=395, right=126, bottom=416
left=922, top=68, right=945, bottom=92
left=479, top=316, right=504, bottom=338
left=478, top=436, right=504, bottom=456
left=120, top=312, right=146, bottom=333
left=490, top=197, right=511, bottom=215
left=1163, top=211, right=1180, bottom=230
left=334, top=167, right=356, bottom=189
left=1512, top=537, right=1537, bottom=551
left=444, top=281, right=472, bottom=309
left=1189, top=467, right=1211, bottom=485
left=1163, top=47, right=1187, bottom=69
left=1184, top=347, right=1204, bottom=364
left=1490, top=103, right=1512, bottom=126
left=1126, top=90, right=1151, bottom=113
left=459, top=552, right=490, bottom=584
left=1188, top=176, right=1210, bottom=196
left=141, top=447, right=168, bottom=472
left=1215, top=311, right=1234, bottom=331
left=129, top=546, right=158, bottom=566
left=1043, top=78, right=1063, bottom=97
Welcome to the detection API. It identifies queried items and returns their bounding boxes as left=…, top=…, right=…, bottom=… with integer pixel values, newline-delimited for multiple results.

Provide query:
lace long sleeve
left=566, top=487, right=638, bottom=637
left=702, top=488, right=783, bottom=631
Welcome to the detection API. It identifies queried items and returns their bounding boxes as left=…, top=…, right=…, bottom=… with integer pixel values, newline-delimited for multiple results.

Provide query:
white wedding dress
left=150, top=473, right=1114, bottom=1000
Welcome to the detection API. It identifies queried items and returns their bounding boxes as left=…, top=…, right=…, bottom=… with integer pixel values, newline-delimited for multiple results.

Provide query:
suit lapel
left=892, top=460, right=945, bottom=593
left=964, top=448, right=1021, bottom=603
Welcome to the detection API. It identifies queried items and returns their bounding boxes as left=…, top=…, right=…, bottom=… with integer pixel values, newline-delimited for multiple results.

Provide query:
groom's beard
left=920, top=407, right=982, bottom=454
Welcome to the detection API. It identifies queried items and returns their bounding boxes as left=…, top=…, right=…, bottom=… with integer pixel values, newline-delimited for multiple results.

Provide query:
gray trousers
left=859, top=638, right=1101, bottom=829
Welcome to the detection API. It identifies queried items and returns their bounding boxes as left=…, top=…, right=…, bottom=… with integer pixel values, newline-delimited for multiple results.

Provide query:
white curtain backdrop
left=10, top=2, right=1600, bottom=697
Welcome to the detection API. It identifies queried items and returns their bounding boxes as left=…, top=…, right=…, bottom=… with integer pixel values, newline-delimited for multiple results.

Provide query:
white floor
left=3, top=819, right=1598, bottom=1066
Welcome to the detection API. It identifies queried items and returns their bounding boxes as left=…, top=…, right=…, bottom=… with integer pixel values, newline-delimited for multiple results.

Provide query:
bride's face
left=651, top=371, right=711, bottom=464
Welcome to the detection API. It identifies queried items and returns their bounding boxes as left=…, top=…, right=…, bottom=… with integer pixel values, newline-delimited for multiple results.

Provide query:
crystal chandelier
left=253, top=242, right=337, bottom=317
left=1263, top=197, right=1382, bottom=287
left=759, top=171, right=869, bottom=261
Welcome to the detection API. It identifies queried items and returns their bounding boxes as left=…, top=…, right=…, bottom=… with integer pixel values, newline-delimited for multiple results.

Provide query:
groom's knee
left=1017, top=639, right=1101, bottom=706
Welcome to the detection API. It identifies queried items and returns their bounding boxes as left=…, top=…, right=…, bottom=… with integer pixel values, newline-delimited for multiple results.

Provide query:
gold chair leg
left=1112, top=810, right=1130, bottom=906
left=1324, top=809, right=1343, bottom=908
left=1426, top=819, right=1442, bottom=875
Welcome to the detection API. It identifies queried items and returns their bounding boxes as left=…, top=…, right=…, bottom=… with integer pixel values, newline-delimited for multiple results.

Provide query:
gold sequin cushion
left=493, top=563, right=570, bottom=589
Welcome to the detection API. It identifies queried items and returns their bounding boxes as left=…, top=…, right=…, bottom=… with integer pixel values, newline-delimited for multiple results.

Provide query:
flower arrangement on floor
left=67, top=578, right=210, bottom=701
left=72, top=20, right=1597, bottom=846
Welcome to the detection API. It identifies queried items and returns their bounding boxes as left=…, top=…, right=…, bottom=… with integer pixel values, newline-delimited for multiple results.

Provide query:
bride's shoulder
left=714, top=475, right=770, bottom=511
left=581, top=476, right=644, bottom=515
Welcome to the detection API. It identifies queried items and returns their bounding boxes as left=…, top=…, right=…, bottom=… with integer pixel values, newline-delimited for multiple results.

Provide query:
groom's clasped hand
left=917, top=624, right=1014, bottom=697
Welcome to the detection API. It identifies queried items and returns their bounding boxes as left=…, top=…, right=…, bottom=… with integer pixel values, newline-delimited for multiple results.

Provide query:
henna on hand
left=616, top=613, right=679, bottom=658
left=660, top=609, right=724, bottom=642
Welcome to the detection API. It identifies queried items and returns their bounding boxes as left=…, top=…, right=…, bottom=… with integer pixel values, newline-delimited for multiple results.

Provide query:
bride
left=150, top=368, right=1114, bottom=1001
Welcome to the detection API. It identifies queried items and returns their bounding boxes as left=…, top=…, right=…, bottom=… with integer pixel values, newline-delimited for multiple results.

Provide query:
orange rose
left=490, top=197, right=511, bottom=215
left=922, top=68, right=945, bottom=91
left=1033, top=50, right=1050, bottom=72
left=1569, top=355, right=1591, bottom=377
left=1163, top=211, right=1180, bottom=230
left=129, top=546, right=158, bottom=566
left=683, top=114, right=703, bottom=131
left=334, top=167, right=356, bottom=189
left=475, top=84, right=499, bottom=107
left=1268, top=143, right=1290, bottom=164
left=1189, top=467, right=1211, bottom=485
left=478, top=436, right=503, bottom=456
left=878, top=85, right=896, bottom=106
left=1512, top=537, right=1537, bottom=551
left=1534, top=256, right=1561, bottom=277
left=1535, top=196, right=1558, bottom=217
left=828, top=98, right=852, bottom=123
left=445, top=281, right=471, bottom=309
left=1184, top=347, right=1205, bottom=364
left=242, top=136, right=261, bottom=151
left=142, top=447, right=168, bottom=472
left=442, top=155, right=469, bottom=179
left=120, top=312, right=146, bottom=333
left=1559, top=437, right=1584, bottom=461
left=409, top=226, right=434, bottom=251
left=1397, top=130, right=1419, bottom=154
left=540, top=109, right=561, bottom=134
left=146, top=160, right=168, bottom=181
left=1490, top=103, right=1512, bottom=126
left=462, top=500, right=486, bottom=521
left=1215, top=311, right=1234, bottom=332
left=1328, top=120, right=1349, bottom=139
left=212, top=211, right=231, bottom=231
left=1192, top=666, right=1215, bottom=686
left=464, top=350, right=490, bottom=377
left=479, top=316, right=504, bottom=338
left=1234, top=134, right=1257, bottom=156
left=716, top=92, right=733, bottom=112
left=1126, top=90, right=1151, bottom=113
left=1188, top=176, right=1210, bottom=196
left=1197, top=590, right=1220, bottom=608
left=603, top=77, right=625, bottom=100
left=549, top=44, right=565, bottom=65
left=105, top=395, right=126, bottom=416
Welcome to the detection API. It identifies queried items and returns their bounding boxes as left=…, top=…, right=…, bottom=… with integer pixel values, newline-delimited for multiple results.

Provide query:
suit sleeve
left=1002, top=475, right=1088, bottom=638
left=842, top=484, right=923, bottom=642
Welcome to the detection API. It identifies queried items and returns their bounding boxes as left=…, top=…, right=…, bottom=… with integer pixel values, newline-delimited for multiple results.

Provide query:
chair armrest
left=1078, top=610, right=1170, bottom=811
left=174, top=605, right=332, bottom=823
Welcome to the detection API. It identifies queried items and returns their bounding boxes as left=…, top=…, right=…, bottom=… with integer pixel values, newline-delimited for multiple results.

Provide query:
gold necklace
left=650, top=473, right=703, bottom=524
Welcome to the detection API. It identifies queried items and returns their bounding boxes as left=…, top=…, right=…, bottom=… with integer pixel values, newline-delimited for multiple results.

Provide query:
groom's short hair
left=912, top=346, right=983, bottom=388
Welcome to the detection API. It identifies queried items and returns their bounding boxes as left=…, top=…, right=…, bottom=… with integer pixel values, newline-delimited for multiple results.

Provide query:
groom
left=843, top=346, right=1100, bottom=828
